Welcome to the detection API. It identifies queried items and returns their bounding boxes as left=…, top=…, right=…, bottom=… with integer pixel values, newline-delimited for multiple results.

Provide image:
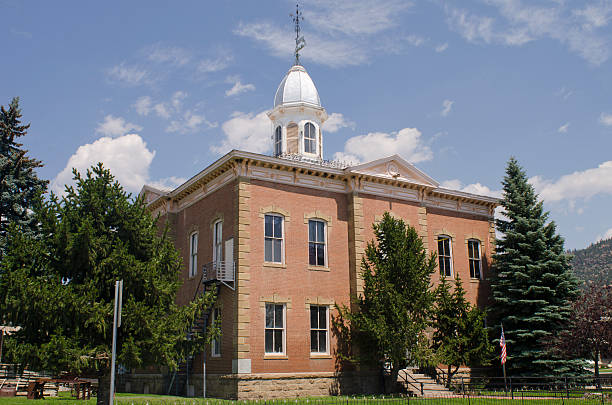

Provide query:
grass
left=0, top=393, right=608, bottom=405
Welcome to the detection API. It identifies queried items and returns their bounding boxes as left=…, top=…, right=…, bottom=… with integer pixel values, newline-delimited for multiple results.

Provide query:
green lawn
left=0, top=393, right=608, bottom=405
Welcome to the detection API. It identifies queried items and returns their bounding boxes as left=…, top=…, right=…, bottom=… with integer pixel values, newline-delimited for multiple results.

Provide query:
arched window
left=437, top=235, right=452, bottom=277
left=274, top=126, right=282, bottom=156
left=304, top=122, right=316, bottom=154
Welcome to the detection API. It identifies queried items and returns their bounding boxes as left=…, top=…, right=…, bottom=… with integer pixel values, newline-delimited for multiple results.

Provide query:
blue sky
left=2, top=0, right=612, bottom=249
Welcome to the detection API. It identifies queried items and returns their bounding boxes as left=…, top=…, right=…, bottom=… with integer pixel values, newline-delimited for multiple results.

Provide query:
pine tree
left=490, top=158, right=581, bottom=377
left=0, top=164, right=217, bottom=405
left=0, top=97, right=48, bottom=253
left=432, top=276, right=492, bottom=386
left=335, top=212, right=437, bottom=393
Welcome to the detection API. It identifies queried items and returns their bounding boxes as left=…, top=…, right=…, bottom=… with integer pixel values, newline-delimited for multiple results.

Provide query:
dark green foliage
left=0, top=164, right=216, bottom=404
left=432, top=276, right=492, bottom=386
left=569, top=238, right=612, bottom=285
left=335, top=212, right=437, bottom=392
left=0, top=98, right=48, bottom=254
left=490, top=158, right=581, bottom=377
left=548, top=284, right=612, bottom=380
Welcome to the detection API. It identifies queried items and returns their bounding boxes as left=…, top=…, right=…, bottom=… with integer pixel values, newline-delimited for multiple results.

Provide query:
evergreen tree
left=0, top=164, right=216, bottom=405
left=490, top=158, right=581, bottom=376
left=0, top=97, right=48, bottom=253
left=336, top=212, right=437, bottom=393
left=432, top=276, right=492, bottom=386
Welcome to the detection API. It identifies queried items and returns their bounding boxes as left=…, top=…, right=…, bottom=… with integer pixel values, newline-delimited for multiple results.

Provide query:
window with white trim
left=274, top=126, right=282, bottom=156
left=265, top=303, right=285, bottom=354
left=437, top=235, right=452, bottom=277
left=468, top=239, right=482, bottom=279
left=213, top=220, right=223, bottom=265
left=310, top=306, right=328, bottom=354
left=211, top=307, right=221, bottom=357
left=189, top=232, right=198, bottom=278
left=308, top=219, right=326, bottom=266
left=264, top=214, right=283, bottom=263
left=304, top=122, right=316, bottom=154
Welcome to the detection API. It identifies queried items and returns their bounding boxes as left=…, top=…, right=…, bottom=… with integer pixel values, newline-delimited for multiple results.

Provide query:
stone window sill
left=263, top=262, right=286, bottom=269
left=310, top=354, right=332, bottom=359
left=308, top=265, right=330, bottom=272
left=264, top=355, right=288, bottom=360
left=469, top=278, right=483, bottom=283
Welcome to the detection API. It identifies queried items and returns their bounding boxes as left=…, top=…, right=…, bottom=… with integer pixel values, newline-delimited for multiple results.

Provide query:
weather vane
left=290, top=3, right=306, bottom=65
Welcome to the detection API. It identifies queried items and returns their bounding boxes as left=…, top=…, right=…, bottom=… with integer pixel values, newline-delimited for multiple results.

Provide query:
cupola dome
left=274, top=65, right=321, bottom=108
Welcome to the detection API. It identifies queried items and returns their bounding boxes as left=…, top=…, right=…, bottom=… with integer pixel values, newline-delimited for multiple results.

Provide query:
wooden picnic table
left=27, top=377, right=91, bottom=400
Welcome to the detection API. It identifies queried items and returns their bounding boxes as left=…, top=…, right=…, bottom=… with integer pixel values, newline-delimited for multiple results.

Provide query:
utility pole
left=109, top=280, right=123, bottom=405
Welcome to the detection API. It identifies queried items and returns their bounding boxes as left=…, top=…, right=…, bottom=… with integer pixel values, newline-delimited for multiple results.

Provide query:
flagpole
left=501, top=323, right=507, bottom=393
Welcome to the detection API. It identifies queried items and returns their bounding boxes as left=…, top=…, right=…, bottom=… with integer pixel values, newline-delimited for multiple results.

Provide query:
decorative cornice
left=142, top=150, right=499, bottom=218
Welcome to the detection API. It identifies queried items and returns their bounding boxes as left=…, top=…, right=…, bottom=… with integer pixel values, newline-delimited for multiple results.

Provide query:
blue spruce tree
left=490, top=158, right=581, bottom=377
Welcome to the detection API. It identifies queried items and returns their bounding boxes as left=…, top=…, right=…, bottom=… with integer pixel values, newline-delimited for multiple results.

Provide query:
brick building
left=139, top=62, right=498, bottom=399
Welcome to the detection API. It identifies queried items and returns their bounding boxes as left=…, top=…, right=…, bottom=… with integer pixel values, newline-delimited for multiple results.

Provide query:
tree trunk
left=97, top=372, right=110, bottom=405
left=594, top=348, right=600, bottom=389
left=447, top=365, right=451, bottom=388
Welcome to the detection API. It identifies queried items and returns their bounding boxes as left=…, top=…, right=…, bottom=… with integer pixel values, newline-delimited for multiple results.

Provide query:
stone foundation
left=118, top=371, right=382, bottom=399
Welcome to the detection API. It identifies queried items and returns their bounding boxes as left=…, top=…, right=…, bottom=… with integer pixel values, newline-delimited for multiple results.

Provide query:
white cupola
left=267, top=64, right=328, bottom=160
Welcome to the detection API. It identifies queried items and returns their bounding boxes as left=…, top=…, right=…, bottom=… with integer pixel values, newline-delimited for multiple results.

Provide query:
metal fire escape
left=166, top=260, right=235, bottom=397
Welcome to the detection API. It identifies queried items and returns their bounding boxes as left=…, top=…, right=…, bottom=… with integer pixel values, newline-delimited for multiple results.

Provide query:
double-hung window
left=308, top=219, right=326, bottom=266
left=213, top=220, right=223, bottom=266
left=211, top=307, right=221, bottom=357
left=437, top=235, right=452, bottom=277
left=310, top=306, right=328, bottom=354
left=265, top=303, right=285, bottom=354
left=189, top=232, right=198, bottom=278
left=304, top=122, right=316, bottom=154
left=468, top=239, right=482, bottom=279
left=264, top=214, right=283, bottom=263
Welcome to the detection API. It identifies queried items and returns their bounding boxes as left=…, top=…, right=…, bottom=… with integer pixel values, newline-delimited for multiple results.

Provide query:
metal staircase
left=165, top=260, right=234, bottom=397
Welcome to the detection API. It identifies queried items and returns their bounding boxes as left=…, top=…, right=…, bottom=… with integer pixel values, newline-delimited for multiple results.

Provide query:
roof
left=274, top=65, right=321, bottom=108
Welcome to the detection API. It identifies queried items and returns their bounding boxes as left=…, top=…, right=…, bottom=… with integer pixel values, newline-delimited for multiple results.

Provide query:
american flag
left=500, top=326, right=507, bottom=365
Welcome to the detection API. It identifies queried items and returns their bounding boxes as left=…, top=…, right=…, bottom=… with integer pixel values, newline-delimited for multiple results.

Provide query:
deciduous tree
left=0, top=164, right=216, bottom=405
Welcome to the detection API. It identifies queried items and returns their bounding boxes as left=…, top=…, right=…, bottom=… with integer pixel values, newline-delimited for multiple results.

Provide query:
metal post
left=109, top=280, right=123, bottom=405
left=510, top=377, right=513, bottom=400
left=202, top=348, right=206, bottom=398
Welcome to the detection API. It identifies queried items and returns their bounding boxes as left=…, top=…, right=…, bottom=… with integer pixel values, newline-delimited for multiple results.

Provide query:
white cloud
left=95, top=115, right=142, bottom=137
left=133, top=92, right=215, bottom=133
left=529, top=161, right=612, bottom=202
left=234, top=22, right=367, bottom=68
left=147, top=176, right=186, bottom=192
left=51, top=134, right=155, bottom=194
left=440, top=179, right=502, bottom=198
left=333, top=127, right=433, bottom=164
left=558, top=122, right=570, bottom=133
left=211, top=111, right=271, bottom=154
left=445, top=1, right=612, bottom=65
left=107, top=63, right=151, bottom=86
left=146, top=44, right=191, bottom=66
left=435, top=43, right=449, bottom=52
left=594, top=227, right=612, bottom=243
left=197, top=51, right=233, bottom=74
left=225, top=76, right=256, bottom=97
left=167, top=111, right=216, bottom=134
left=133, top=96, right=153, bottom=116
left=441, top=99, right=454, bottom=117
left=599, top=112, right=612, bottom=126
left=322, top=112, right=355, bottom=133
left=305, top=0, right=413, bottom=36
left=555, top=87, right=573, bottom=100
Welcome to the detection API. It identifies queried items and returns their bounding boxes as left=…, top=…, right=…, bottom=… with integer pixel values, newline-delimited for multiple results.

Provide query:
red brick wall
left=247, top=180, right=351, bottom=374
